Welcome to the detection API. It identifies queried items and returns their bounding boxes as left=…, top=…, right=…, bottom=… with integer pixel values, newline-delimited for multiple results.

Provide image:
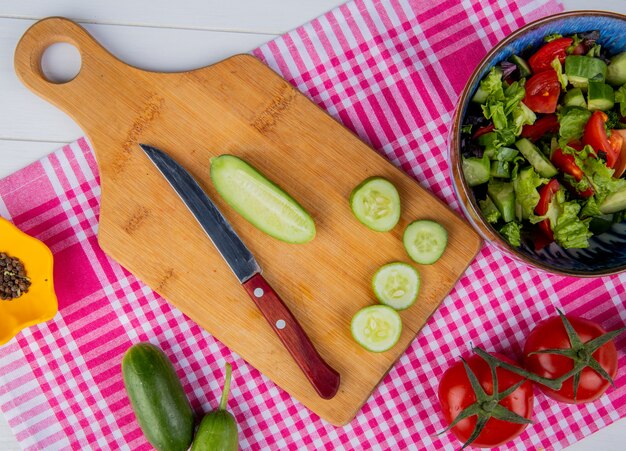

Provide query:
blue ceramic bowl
left=450, top=11, right=626, bottom=277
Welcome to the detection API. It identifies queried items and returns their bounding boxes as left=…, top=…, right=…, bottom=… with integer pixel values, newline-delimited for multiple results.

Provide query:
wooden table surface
left=0, top=0, right=625, bottom=449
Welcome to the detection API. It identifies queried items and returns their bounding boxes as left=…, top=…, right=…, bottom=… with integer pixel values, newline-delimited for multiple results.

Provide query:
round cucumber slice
left=349, top=177, right=401, bottom=232
left=372, top=262, right=419, bottom=310
left=210, top=155, right=316, bottom=244
left=403, top=220, right=448, bottom=265
left=351, top=305, right=402, bottom=352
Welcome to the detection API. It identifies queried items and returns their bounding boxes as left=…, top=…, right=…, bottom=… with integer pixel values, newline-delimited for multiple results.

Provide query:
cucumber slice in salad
left=350, top=177, right=401, bottom=232
left=351, top=305, right=402, bottom=352
left=403, top=220, right=448, bottom=265
left=372, top=262, right=420, bottom=310
left=210, top=155, right=316, bottom=243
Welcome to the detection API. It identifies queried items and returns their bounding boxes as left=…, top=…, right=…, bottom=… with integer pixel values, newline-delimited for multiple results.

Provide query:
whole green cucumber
left=122, top=343, right=194, bottom=451
left=191, top=363, right=239, bottom=451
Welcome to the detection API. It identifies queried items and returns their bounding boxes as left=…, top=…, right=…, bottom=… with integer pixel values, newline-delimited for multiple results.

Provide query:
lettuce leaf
left=551, top=57, right=568, bottom=90
left=512, top=167, right=547, bottom=219
left=511, top=102, right=537, bottom=136
left=558, top=107, right=591, bottom=142
left=500, top=222, right=522, bottom=247
left=479, top=68, right=527, bottom=133
left=553, top=201, right=592, bottom=248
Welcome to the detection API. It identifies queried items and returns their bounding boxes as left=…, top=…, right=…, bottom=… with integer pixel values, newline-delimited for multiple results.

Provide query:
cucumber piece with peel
left=350, top=177, right=401, bottom=232
left=191, top=363, right=238, bottom=451
left=607, top=52, right=626, bottom=86
left=587, top=81, right=615, bottom=111
left=210, top=155, right=316, bottom=243
left=122, top=343, right=195, bottom=451
left=351, top=305, right=402, bottom=352
left=372, top=262, right=420, bottom=310
left=515, top=138, right=558, bottom=178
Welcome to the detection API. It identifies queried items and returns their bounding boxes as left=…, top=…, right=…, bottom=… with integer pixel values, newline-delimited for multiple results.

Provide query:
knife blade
left=140, top=144, right=340, bottom=400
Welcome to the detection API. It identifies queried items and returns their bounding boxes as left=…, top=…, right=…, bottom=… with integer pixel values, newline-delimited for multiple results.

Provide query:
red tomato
left=521, top=114, right=560, bottom=141
left=528, top=37, right=573, bottom=73
left=523, top=316, right=619, bottom=404
left=551, top=148, right=594, bottom=198
left=535, top=179, right=560, bottom=241
left=582, top=111, right=618, bottom=168
left=523, top=71, right=560, bottom=114
left=612, top=129, right=626, bottom=178
left=438, top=353, right=534, bottom=448
left=473, top=124, right=495, bottom=140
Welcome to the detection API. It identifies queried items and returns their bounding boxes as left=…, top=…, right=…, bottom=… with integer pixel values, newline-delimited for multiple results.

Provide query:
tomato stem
left=473, top=347, right=564, bottom=390
left=438, top=353, right=533, bottom=449
left=474, top=310, right=626, bottom=398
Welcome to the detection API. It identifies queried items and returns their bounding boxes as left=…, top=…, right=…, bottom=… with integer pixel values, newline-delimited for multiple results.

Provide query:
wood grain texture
left=13, top=17, right=481, bottom=425
left=242, top=274, right=341, bottom=399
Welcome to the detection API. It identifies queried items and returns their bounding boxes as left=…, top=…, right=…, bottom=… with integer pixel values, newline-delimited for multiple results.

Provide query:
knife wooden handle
left=242, top=273, right=340, bottom=400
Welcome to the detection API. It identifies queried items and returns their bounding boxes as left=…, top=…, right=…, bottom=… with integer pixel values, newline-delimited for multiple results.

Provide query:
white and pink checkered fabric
left=2, top=0, right=626, bottom=449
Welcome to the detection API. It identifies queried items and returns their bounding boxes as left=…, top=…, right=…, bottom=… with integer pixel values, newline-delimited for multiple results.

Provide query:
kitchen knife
left=139, top=144, right=340, bottom=400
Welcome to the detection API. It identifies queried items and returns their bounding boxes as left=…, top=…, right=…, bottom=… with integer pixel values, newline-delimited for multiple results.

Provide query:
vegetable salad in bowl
left=461, top=30, right=626, bottom=252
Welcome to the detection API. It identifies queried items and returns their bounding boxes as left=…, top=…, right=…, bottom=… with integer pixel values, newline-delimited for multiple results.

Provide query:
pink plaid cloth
left=2, top=0, right=626, bottom=449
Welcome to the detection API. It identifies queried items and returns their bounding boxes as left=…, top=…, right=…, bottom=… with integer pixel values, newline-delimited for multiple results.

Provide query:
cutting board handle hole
left=40, top=42, right=82, bottom=84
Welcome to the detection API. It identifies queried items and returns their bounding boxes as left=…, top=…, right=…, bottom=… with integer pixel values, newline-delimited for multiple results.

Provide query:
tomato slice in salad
left=521, top=114, right=559, bottom=141
left=473, top=123, right=495, bottom=140
left=523, top=71, right=560, bottom=114
left=535, top=179, right=560, bottom=241
left=528, top=37, right=573, bottom=73
left=551, top=147, right=594, bottom=198
left=612, top=129, right=626, bottom=178
left=582, top=111, right=619, bottom=168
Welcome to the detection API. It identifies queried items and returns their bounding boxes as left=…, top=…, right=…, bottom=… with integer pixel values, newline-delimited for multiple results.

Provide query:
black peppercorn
left=0, top=253, right=31, bottom=300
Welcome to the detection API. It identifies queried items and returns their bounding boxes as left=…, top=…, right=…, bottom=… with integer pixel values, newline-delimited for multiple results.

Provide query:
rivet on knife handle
left=242, top=274, right=340, bottom=400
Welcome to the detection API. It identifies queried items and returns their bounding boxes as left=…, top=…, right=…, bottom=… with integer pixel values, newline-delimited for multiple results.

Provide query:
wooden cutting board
left=14, top=17, right=481, bottom=426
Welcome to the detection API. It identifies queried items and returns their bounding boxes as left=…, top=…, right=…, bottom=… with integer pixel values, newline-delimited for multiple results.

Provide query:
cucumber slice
left=487, top=181, right=516, bottom=223
left=462, top=155, right=490, bottom=186
left=350, top=177, right=401, bottom=232
left=515, top=138, right=558, bottom=178
left=471, top=85, right=489, bottom=104
left=403, top=220, right=448, bottom=265
left=351, top=305, right=402, bottom=352
left=565, top=55, right=607, bottom=88
left=210, top=155, right=316, bottom=243
left=372, top=262, right=419, bottom=310
left=587, top=81, right=615, bottom=111
left=563, top=88, right=587, bottom=108
left=599, top=187, right=626, bottom=214
left=510, top=54, right=532, bottom=78
left=607, top=52, right=626, bottom=86
left=490, top=160, right=511, bottom=179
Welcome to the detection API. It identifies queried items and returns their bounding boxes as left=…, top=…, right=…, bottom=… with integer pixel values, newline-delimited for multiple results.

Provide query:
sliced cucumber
left=487, top=181, right=516, bottom=223
left=351, top=305, right=402, bottom=352
left=350, top=177, right=401, bottom=232
left=587, top=81, right=615, bottom=111
left=510, top=54, right=532, bottom=78
left=599, top=187, right=626, bottom=214
left=372, top=262, right=419, bottom=310
left=210, top=155, right=316, bottom=244
left=403, top=220, right=448, bottom=265
left=606, top=52, right=626, bottom=86
left=565, top=55, right=607, bottom=88
left=471, top=85, right=489, bottom=104
left=563, top=88, right=587, bottom=108
left=515, top=138, right=558, bottom=178
left=490, top=160, right=511, bottom=179
left=462, top=155, right=490, bottom=186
